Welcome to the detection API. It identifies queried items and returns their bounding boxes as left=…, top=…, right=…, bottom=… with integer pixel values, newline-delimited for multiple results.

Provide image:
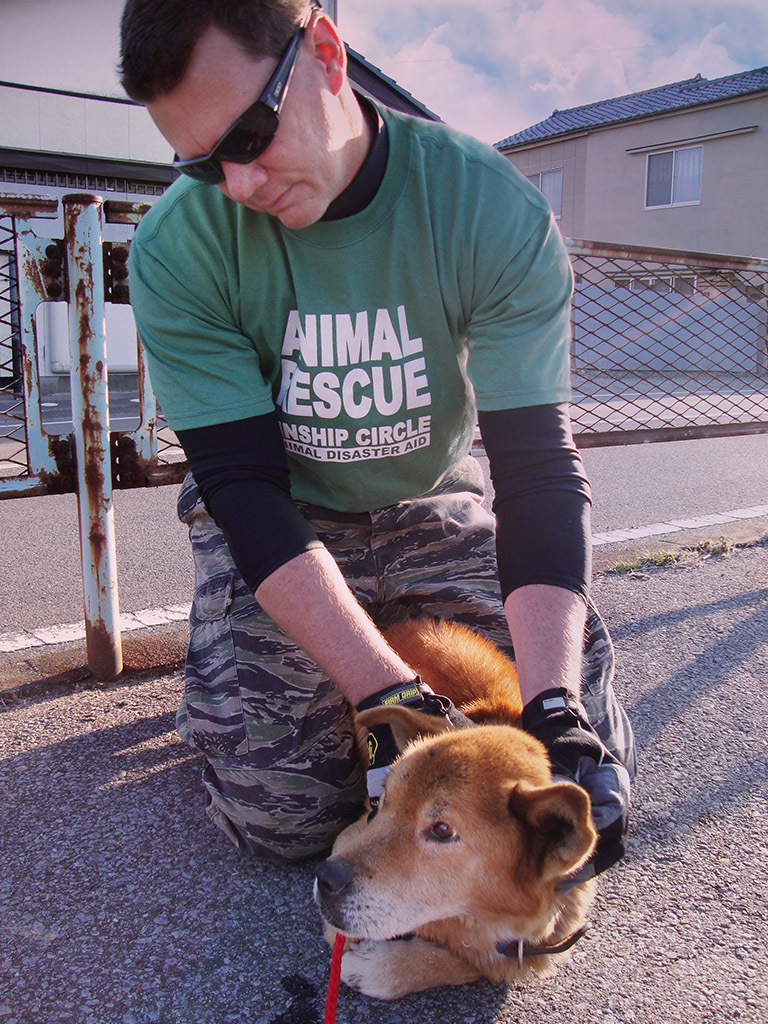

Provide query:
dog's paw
left=341, top=938, right=418, bottom=1000
left=340, top=936, right=480, bottom=999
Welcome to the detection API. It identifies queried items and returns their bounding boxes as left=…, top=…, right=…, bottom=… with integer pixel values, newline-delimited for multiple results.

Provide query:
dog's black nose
left=314, top=856, right=354, bottom=897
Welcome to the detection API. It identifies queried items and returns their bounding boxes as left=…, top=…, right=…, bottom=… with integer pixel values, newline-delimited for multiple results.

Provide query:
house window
left=645, top=146, right=702, bottom=208
left=612, top=273, right=696, bottom=296
left=526, top=168, right=563, bottom=218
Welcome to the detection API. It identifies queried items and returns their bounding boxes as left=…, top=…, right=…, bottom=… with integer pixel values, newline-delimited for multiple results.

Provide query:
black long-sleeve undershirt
left=477, top=403, right=592, bottom=602
left=176, top=413, right=323, bottom=593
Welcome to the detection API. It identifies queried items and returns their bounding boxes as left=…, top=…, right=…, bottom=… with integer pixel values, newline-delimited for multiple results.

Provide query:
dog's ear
left=356, top=705, right=452, bottom=752
left=508, top=780, right=597, bottom=882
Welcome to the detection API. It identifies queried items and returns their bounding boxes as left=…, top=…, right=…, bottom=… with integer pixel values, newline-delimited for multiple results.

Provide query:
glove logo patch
left=381, top=684, right=421, bottom=706
left=367, top=733, right=379, bottom=765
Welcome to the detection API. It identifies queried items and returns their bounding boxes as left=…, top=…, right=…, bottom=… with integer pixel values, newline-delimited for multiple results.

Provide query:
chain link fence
left=567, top=239, right=768, bottom=447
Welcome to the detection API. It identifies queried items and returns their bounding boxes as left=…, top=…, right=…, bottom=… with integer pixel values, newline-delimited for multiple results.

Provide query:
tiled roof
left=495, top=65, right=768, bottom=150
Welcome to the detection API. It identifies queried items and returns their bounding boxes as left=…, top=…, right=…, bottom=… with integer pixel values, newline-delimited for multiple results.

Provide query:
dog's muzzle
left=314, top=856, right=356, bottom=929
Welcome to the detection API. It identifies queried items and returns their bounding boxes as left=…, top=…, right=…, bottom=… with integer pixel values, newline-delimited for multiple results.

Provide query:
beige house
left=496, top=66, right=768, bottom=259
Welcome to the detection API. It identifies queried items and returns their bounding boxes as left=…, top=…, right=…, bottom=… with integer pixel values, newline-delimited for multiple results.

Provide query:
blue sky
left=1, top=0, right=766, bottom=144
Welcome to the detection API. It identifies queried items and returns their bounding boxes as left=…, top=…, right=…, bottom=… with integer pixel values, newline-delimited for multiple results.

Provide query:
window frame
left=644, top=144, right=703, bottom=210
left=526, top=167, right=563, bottom=219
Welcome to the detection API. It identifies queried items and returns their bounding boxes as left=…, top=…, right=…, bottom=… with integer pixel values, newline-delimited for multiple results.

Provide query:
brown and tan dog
left=314, top=616, right=597, bottom=1000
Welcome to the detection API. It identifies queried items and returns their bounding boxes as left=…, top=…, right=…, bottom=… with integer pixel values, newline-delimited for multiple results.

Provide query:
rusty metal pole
left=63, top=194, right=123, bottom=680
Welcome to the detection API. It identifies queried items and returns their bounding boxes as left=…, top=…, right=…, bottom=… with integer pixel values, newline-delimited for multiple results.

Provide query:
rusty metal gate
left=2, top=193, right=767, bottom=678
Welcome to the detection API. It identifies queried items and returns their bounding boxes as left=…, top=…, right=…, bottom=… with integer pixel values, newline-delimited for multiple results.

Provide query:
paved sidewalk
left=1, top=539, right=767, bottom=1024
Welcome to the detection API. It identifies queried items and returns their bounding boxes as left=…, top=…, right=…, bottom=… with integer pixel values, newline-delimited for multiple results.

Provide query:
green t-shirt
left=129, top=103, right=573, bottom=512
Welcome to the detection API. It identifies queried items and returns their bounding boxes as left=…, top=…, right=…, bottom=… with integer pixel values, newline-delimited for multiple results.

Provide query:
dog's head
left=314, top=706, right=596, bottom=945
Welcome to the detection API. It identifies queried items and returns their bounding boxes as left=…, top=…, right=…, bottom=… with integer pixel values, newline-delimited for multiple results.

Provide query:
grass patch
left=609, top=550, right=678, bottom=574
left=607, top=535, right=737, bottom=575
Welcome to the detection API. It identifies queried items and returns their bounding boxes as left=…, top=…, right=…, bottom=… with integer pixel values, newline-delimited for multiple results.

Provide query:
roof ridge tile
left=495, top=65, right=768, bottom=150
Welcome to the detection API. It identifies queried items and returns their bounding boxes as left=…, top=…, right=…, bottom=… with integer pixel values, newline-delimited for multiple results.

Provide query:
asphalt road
left=1, top=539, right=767, bottom=1023
left=1, top=432, right=768, bottom=636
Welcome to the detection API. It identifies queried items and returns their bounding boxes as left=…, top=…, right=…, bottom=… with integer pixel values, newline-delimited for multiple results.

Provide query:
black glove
left=356, top=679, right=472, bottom=808
left=521, top=687, right=631, bottom=886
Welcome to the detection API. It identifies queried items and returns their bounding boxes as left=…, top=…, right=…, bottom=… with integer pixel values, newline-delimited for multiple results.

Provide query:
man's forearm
left=504, top=583, right=586, bottom=705
left=254, top=546, right=415, bottom=706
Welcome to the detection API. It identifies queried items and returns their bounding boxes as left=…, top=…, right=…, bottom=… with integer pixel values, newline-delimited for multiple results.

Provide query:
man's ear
left=508, top=780, right=597, bottom=881
left=306, top=8, right=347, bottom=92
left=356, top=705, right=452, bottom=753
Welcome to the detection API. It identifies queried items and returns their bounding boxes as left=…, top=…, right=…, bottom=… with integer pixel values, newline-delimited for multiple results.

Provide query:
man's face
left=147, top=19, right=356, bottom=229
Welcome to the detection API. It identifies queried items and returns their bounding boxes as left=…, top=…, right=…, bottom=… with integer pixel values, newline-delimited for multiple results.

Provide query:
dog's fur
left=313, top=617, right=597, bottom=1000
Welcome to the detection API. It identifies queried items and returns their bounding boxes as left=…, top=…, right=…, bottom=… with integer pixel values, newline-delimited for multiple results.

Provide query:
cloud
left=640, top=26, right=748, bottom=90
left=514, top=0, right=647, bottom=95
left=360, top=22, right=512, bottom=142
left=341, top=0, right=762, bottom=143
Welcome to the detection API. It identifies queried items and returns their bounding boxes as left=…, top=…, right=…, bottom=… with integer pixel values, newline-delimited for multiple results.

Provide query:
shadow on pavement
left=3, top=546, right=768, bottom=1022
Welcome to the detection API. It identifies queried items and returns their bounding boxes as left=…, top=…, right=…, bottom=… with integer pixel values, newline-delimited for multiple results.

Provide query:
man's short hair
left=119, top=0, right=310, bottom=103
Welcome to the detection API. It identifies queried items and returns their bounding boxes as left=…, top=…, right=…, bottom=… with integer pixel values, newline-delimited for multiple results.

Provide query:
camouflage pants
left=176, top=455, right=635, bottom=863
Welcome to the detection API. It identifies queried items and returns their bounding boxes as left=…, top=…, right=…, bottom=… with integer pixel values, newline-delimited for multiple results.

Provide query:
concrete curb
left=0, top=621, right=188, bottom=698
left=2, top=519, right=766, bottom=701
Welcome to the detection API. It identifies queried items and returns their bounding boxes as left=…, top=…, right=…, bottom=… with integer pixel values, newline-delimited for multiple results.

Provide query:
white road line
left=0, top=603, right=191, bottom=654
left=3, top=503, right=768, bottom=655
left=591, top=504, right=768, bottom=546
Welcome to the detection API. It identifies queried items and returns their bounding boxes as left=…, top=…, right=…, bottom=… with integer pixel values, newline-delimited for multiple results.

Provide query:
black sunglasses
left=173, top=3, right=318, bottom=184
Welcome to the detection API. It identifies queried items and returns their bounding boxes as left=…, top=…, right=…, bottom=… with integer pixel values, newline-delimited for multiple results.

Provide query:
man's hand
left=521, top=687, right=631, bottom=886
left=357, top=681, right=471, bottom=807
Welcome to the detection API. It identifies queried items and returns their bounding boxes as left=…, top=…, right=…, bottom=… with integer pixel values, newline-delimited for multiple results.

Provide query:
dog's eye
left=428, top=821, right=456, bottom=843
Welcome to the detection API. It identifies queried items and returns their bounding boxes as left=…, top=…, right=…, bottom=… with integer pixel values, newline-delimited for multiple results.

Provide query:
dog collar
left=496, top=924, right=588, bottom=969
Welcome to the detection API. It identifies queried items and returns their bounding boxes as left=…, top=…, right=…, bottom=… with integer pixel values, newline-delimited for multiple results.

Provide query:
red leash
left=323, top=933, right=345, bottom=1024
